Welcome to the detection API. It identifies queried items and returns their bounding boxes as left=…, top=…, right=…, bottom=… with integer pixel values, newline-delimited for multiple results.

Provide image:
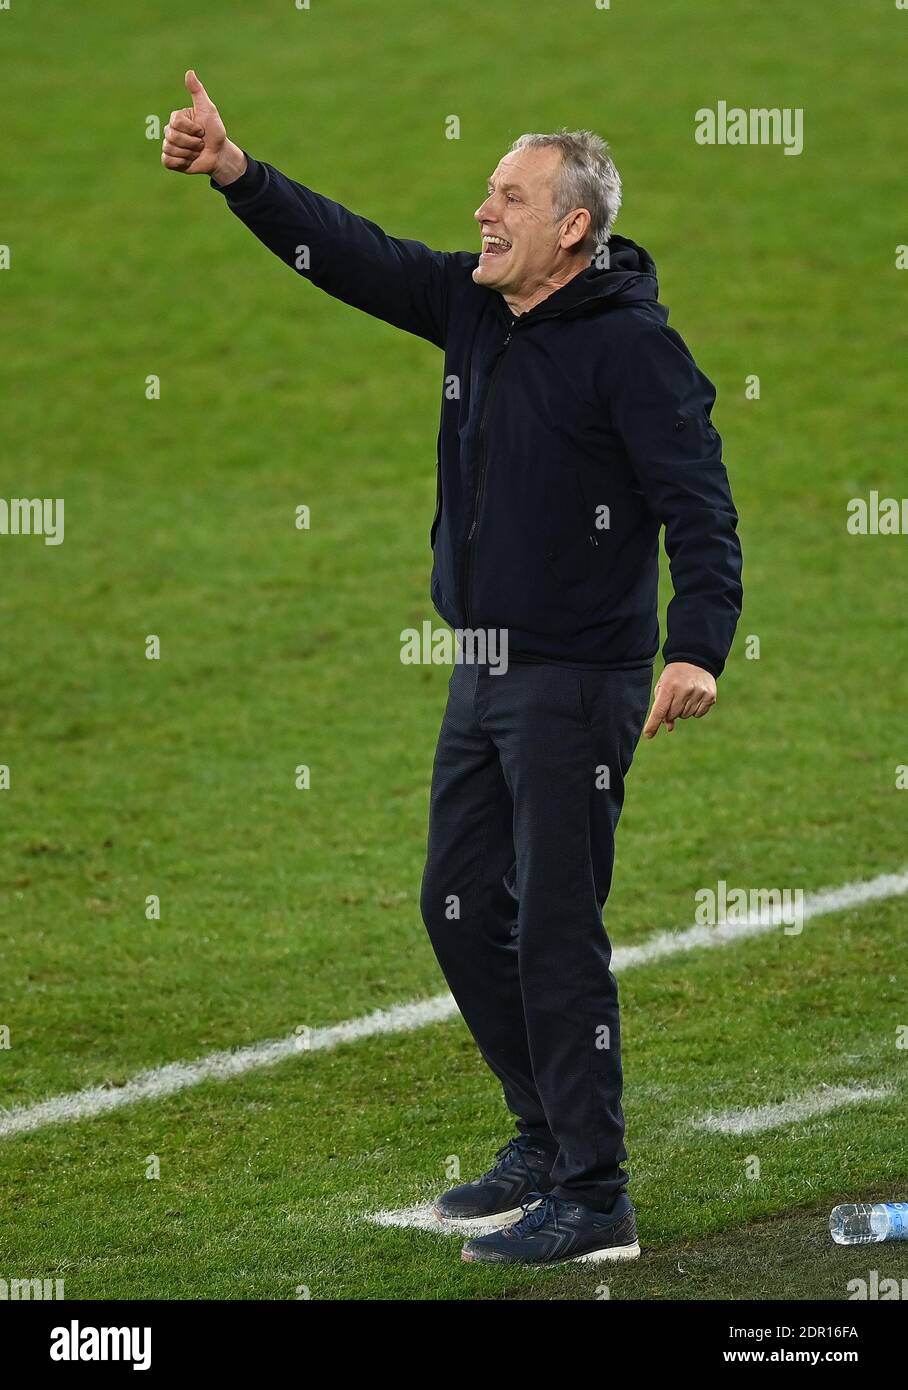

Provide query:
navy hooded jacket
left=212, top=157, right=743, bottom=677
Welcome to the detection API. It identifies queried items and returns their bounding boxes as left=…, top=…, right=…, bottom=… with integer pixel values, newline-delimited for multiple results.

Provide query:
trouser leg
left=475, top=661, right=652, bottom=1210
left=420, top=663, right=555, bottom=1151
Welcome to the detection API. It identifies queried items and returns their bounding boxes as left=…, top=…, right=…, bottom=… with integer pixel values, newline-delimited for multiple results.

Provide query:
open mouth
left=481, top=235, right=512, bottom=258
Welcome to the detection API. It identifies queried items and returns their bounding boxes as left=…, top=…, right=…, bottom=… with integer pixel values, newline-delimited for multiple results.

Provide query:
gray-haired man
left=163, top=71, right=742, bottom=1266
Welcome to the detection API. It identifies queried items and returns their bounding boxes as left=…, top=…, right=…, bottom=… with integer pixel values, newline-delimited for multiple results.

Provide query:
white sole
left=462, top=1238, right=641, bottom=1266
left=570, top=1240, right=641, bottom=1264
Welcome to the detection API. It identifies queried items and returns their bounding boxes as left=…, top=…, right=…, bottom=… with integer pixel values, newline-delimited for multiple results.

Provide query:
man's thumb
left=185, top=69, right=214, bottom=112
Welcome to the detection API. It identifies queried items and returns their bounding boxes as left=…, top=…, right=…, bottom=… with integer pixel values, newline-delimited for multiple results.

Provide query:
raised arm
left=161, top=71, right=464, bottom=347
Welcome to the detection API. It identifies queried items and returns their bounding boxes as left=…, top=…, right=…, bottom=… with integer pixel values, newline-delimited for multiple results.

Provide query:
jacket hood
left=515, top=234, right=660, bottom=323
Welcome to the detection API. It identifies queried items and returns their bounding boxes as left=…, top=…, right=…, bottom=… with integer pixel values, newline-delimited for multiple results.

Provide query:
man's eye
left=507, top=194, right=519, bottom=203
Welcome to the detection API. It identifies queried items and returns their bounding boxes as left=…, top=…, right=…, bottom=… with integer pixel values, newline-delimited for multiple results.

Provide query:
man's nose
left=474, top=197, right=494, bottom=223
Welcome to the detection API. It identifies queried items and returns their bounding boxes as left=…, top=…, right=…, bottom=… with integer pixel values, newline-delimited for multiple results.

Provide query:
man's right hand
left=161, top=70, right=247, bottom=186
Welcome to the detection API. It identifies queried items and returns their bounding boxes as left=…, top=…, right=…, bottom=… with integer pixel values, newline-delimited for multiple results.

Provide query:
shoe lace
left=479, top=1137, right=533, bottom=1185
left=510, top=1192, right=558, bottom=1237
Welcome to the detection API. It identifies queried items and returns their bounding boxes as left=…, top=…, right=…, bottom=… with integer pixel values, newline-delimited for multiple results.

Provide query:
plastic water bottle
left=829, top=1202, right=908, bottom=1244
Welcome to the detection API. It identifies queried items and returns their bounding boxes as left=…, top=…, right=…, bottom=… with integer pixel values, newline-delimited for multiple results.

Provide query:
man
left=163, top=71, right=743, bottom=1267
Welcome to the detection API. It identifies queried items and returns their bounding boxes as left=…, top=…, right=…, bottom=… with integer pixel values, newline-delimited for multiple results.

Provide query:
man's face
left=472, top=145, right=570, bottom=298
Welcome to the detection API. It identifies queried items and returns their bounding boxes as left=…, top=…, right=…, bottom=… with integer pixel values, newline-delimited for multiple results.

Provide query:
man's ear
left=560, top=208, right=592, bottom=251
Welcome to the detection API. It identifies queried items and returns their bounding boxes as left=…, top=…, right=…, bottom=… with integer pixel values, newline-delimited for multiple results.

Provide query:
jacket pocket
left=544, top=471, right=598, bottom=586
left=545, top=532, right=598, bottom=586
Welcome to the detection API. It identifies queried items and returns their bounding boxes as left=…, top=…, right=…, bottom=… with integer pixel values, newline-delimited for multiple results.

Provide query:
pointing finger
left=643, top=685, right=671, bottom=739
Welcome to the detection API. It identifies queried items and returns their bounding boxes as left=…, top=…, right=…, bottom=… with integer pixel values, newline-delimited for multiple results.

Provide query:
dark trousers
left=420, top=659, right=653, bottom=1211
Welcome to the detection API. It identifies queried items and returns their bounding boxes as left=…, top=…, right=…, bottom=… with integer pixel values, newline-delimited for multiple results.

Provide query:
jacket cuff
left=210, top=154, right=268, bottom=203
left=662, top=651, right=724, bottom=680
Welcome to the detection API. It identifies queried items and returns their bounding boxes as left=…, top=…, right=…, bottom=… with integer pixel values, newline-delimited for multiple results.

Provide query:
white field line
left=0, top=994, right=459, bottom=1141
left=368, top=1203, right=442, bottom=1233
left=614, top=869, right=908, bottom=969
left=1, top=868, right=906, bottom=1143
left=693, top=1084, right=894, bottom=1136
left=366, top=1202, right=518, bottom=1236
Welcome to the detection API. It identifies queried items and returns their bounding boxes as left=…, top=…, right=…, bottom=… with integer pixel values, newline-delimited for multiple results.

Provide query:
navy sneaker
left=461, top=1191, right=640, bottom=1264
left=433, top=1139, right=555, bottom=1230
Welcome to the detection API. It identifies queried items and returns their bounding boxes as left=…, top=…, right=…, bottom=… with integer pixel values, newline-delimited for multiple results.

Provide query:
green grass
left=1, top=0, right=907, bottom=1299
left=504, top=1205, right=908, bottom=1302
left=1, top=900, right=906, bottom=1299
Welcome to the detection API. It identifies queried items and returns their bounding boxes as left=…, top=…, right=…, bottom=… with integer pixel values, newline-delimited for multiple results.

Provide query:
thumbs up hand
left=162, top=70, right=245, bottom=184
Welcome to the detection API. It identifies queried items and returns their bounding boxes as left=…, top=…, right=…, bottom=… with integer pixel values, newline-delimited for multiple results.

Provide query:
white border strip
left=367, top=1203, right=443, bottom=1233
left=693, top=1084, right=894, bottom=1136
left=0, top=995, right=459, bottom=1140
left=2, top=869, right=906, bottom=1142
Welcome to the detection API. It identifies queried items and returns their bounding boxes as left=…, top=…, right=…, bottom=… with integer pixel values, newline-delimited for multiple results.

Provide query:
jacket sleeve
left=210, top=155, right=461, bottom=348
left=609, top=321, right=743, bottom=679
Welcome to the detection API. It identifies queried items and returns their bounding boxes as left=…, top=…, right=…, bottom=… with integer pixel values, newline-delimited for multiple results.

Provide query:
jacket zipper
left=460, top=290, right=610, bottom=626
left=462, top=325, right=513, bottom=625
